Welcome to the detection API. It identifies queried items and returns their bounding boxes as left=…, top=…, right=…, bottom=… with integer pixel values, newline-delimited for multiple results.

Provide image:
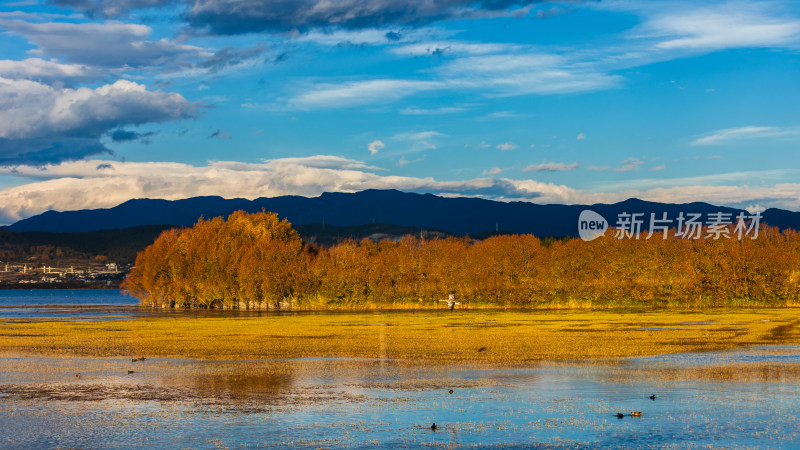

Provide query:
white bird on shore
left=439, top=293, right=460, bottom=310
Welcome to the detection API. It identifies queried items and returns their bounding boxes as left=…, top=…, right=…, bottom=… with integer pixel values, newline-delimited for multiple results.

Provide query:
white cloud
left=0, top=77, right=197, bottom=164
left=265, top=2, right=799, bottom=111
left=483, top=167, right=502, bottom=175
left=398, top=156, right=425, bottom=166
left=644, top=5, right=800, bottom=51
left=0, top=58, right=100, bottom=84
left=0, top=19, right=207, bottom=69
left=522, top=162, right=579, bottom=172
left=496, top=141, right=517, bottom=151
left=651, top=164, right=666, bottom=171
left=690, top=125, right=799, bottom=145
left=485, top=111, right=520, bottom=119
left=576, top=132, right=585, bottom=140
left=367, top=139, right=384, bottom=155
left=399, top=106, right=466, bottom=115
left=289, top=49, right=621, bottom=109
left=393, top=131, right=444, bottom=141
left=289, top=79, right=443, bottom=109
left=436, top=52, right=622, bottom=97
left=592, top=168, right=794, bottom=192
left=3, top=156, right=800, bottom=224
left=0, top=78, right=196, bottom=141
left=468, top=141, right=491, bottom=150
left=615, top=157, right=644, bottom=172
left=0, top=156, right=583, bottom=223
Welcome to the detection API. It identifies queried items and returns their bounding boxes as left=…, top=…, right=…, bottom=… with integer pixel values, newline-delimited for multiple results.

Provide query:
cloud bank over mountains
left=1, top=155, right=798, bottom=225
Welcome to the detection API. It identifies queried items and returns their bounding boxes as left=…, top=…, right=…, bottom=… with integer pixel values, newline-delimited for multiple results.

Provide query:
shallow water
left=2, top=347, right=800, bottom=448
left=0, top=289, right=140, bottom=321
left=0, top=289, right=135, bottom=307
left=0, top=290, right=298, bottom=321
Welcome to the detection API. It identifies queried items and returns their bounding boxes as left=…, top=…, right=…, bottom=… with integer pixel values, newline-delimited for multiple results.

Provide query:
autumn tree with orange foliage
left=124, top=211, right=800, bottom=309
left=124, top=211, right=305, bottom=309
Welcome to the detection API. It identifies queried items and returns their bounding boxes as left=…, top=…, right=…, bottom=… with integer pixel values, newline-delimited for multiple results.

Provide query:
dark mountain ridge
left=7, top=189, right=798, bottom=236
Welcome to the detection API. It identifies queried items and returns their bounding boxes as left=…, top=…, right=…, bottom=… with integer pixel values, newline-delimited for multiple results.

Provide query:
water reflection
left=2, top=349, right=800, bottom=447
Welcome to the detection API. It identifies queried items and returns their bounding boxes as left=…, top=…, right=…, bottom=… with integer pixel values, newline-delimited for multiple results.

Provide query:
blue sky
left=0, top=0, right=799, bottom=224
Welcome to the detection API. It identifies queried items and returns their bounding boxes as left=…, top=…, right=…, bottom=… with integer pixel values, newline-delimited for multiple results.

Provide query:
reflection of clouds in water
left=2, top=352, right=800, bottom=447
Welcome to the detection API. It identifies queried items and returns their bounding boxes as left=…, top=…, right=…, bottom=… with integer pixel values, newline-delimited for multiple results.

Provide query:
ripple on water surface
left=2, top=347, right=800, bottom=448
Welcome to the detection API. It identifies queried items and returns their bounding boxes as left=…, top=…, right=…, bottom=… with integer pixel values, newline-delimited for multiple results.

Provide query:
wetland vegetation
left=2, top=309, right=800, bottom=362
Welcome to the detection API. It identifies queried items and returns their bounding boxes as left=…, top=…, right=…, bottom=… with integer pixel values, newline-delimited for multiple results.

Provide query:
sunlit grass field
left=2, top=309, right=800, bottom=363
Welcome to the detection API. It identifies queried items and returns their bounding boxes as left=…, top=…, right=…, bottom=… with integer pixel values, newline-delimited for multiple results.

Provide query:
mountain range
left=7, top=190, right=800, bottom=237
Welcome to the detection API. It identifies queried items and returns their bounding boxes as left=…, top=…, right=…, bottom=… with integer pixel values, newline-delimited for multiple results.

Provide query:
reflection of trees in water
left=599, top=363, right=800, bottom=384
left=191, top=371, right=296, bottom=403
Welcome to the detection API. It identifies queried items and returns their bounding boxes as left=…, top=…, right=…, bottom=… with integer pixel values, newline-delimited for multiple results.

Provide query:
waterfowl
left=128, top=370, right=135, bottom=374
left=431, top=423, right=437, bottom=431
left=616, top=413, right=624, bottom=419
left=448, top=389, right=454, bottom=394
left=650, top=394, right=656, bottom=400
left=630, top=411, right=643, bottom=417
left=439, top=293, right=460, bottom=310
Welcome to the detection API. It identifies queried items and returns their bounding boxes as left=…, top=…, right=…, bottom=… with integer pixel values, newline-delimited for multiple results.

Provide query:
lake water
left=0, top=289, right=140, bottom=321
left=2, top=291, right=800, bottom=447
left=1, top=348, right=800, bottom=447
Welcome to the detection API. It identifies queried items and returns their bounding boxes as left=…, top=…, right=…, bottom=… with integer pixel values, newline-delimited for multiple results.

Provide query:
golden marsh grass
left=2, top=309, right=800, bottom=363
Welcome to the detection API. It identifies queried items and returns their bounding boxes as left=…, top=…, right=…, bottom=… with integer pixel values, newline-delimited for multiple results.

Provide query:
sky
left=0, top=0, right=799, bottom=225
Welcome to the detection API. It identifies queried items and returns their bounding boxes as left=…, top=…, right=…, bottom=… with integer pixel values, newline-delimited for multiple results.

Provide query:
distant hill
left=6, top=189, right=799, bottom=236
left=0, top=224, right=176, bottom=264
left=0, top=222, right=454, bottom=265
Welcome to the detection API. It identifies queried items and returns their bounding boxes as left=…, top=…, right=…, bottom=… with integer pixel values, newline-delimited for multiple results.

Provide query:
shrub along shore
left=122, top=211, right=800, bottom=310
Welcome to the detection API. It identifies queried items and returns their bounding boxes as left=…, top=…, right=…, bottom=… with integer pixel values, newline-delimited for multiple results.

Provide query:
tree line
left=122, top=210, right=800, bottom=309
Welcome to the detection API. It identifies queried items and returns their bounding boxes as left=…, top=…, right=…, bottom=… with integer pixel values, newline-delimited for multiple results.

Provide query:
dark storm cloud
left=385, top=31, right=402, bottom=41
left=209, top=129, right=232, bottom=139
left=49, top=0, right=564, bottom=35
left=109, top=129, right=157, bottom=143
left=186, top=0, right=554, bottom=35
